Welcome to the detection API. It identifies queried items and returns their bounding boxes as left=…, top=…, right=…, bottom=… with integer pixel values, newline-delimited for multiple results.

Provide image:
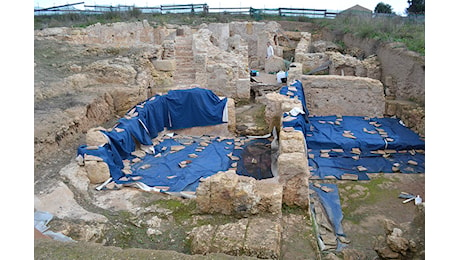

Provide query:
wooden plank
left=35, top=2, right=84, bottom=11
left=279, top=7, right=326, bottom=12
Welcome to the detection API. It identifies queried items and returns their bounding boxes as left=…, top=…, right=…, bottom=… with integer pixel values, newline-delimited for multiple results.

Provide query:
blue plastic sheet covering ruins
left=77, top=88, right=272, bottom=192
left=279, top=80, right=424, bottom=252
left=279, top=81, right=425, bottom=180
left=280, top=79, right=309, bottom=120
left=310, top=183, right=347, bottom=251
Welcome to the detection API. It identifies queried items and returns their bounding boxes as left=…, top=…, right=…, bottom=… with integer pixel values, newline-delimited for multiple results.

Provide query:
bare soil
left=337, top=173, right=425, bottom=257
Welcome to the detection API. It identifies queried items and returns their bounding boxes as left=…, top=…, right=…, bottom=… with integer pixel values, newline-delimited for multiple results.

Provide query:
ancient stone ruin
left=34, top=19, right=425, bottom=259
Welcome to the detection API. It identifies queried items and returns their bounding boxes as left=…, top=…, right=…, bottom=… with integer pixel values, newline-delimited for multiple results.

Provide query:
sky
left=34, top=0, right=411, bottom=16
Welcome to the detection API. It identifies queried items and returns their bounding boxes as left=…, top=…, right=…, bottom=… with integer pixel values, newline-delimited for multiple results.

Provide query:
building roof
left=340, top=4, right=372, bottom=14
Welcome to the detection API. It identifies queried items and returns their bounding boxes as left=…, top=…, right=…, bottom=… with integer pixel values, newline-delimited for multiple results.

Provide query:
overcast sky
left=34, top=0, right=411, bottom=16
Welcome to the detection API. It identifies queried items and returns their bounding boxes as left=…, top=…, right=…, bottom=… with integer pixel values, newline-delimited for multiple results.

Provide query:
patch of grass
left=338, top=174, right=400, bottom=224
left=254, top=105, right=268, bottom=129
left=282, top=203, right=308, bottom=215
left=234, top=98, right=251, bottom=106
left=317, top=15, right=424, bottom=55
left=152, top=198, right=196, bottom=224
left=101, top=210, right=155, bottom=249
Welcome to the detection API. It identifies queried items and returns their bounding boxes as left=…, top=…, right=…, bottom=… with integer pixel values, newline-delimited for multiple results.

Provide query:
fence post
left=279, top=8, right=282, bottom=16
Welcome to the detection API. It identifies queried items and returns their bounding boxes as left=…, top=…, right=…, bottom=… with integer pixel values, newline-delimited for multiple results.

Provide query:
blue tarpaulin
left=282, top=114, right=425, bottom=180
left=310, top=183, right=347, bottom=251
left=305, top=116, right=425, bottom=180
left=165, top=88, right=227, bottom=130
left=128, top=138, right=236, bottom=192
left=79, top=136, right=270, bottom=192
left=77, top=88, right=230, bottom=190
left=304, top=115, right=424, bottom=153
left=311, top=183, right=345, bottom=236
left=279, top=80, right=425, bottom=180
left=135, top=95, right=169, bottom=139
left=280, top=80, right=309, bottom=118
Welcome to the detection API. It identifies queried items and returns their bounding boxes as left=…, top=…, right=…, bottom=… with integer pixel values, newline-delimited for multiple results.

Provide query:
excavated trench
left=34, top=20, right=425, bottom=260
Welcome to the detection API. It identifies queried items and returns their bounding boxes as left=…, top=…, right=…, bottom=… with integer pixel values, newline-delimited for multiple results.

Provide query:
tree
left=374, top=2, right=393, bottom=14
left=406, top=0, right=425, bottom=15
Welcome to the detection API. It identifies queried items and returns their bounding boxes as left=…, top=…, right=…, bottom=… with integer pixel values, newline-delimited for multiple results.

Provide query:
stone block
left=282, top=175, right=310, bottom=208
left=236, top=78, right=251, bottom=99
left=287, top=62, right=303, bottom=82
left=280, top=100, right=303, bottom=114
left=207, top=23, right=230, bottom=51
left=385, top=101, right=398, bottom=116
left=189, top=217, right=281, bottom=259
left=278, top=152, right=308, bottom=181
left=189, top=224, right=216, bottom=255
left=301, top=75, right=385, bottom=117
left=84, top=160, right=111, bottom=184
left=294, top=32, right=312, bottom=58
left=244, top=217, right=282, bottom=259
left=265, top=56, right=285, bottom=73
left=151, top=60, right=176, bottom=72
left=233, top=176, right=258, bottom=215
left=254, top=181, right=283, bottom=215
left=263, top=92, right=301, bottom=131
left=196, top=170, right=282, bottom=216
left=277, top=152, right=309, bottom=208
left=227, top=98, right=236, bottom=134
left=211, top=219, right=248, bottom=255
left=208, top=171, right=239, bottom=215
left=194, top=178, right=211, bottom=212
left=279, top=130, right=306, bottom=154
left=296, top=53, right=329, bottom=73
left=85, top=127, right=108, bottom=146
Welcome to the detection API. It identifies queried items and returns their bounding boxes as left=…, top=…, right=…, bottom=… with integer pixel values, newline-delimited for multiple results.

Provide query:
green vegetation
left=153, top=198, right=196, bottom=223
left=321, top=15, right=424, bottom=55
left=338, top=174, right=400, bottom=224
left=282, top=203, right=308, bottom=215
left=374, top=2, right=394, bottom=14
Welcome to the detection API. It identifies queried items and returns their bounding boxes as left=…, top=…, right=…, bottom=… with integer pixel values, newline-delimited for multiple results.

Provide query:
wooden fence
left=34, top=2, right=338, bottom=18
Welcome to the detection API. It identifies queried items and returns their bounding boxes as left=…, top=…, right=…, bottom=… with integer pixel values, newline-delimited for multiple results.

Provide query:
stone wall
left=293, top=35, right=381, bottom=80
left=229, top=21, right=282, bottom=70
left=385, top=99, right=425, bottom=136
left=195, top=170, right=283, bottom=217
left=322, top=32, right=425, bottom=104
left=34, top=20, right=177, bottom=47
left=294, top=32, right=313, bottom=70
left=192, top=28, right=250, bottom=99
left=189, top=217, right=282, bottom=258
left=172, top=97, right=236, bottom=136
left=301, top=75, right=385, bottom=117
left=261, top=92, right=303, bottom=132
left=376, top=43, right=425, bottom=104
left=277, top=128, right=310, bottom=208
left=326, top=52, right=381, bottom=80
left=207, top=23, right=230, bottom=51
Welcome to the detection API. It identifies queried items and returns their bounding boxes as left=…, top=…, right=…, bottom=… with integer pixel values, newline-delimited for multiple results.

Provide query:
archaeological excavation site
left=34, top=17, right=425, bottom=259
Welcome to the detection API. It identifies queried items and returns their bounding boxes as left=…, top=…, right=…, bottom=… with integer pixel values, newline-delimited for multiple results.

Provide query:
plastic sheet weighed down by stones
left=125, top=137, right=273, bottom=192
left=279, top=80, right=425, bottom=180
left=310, top=183, right=348, bottom=251
left=283, top=115, right=425, bottom=180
